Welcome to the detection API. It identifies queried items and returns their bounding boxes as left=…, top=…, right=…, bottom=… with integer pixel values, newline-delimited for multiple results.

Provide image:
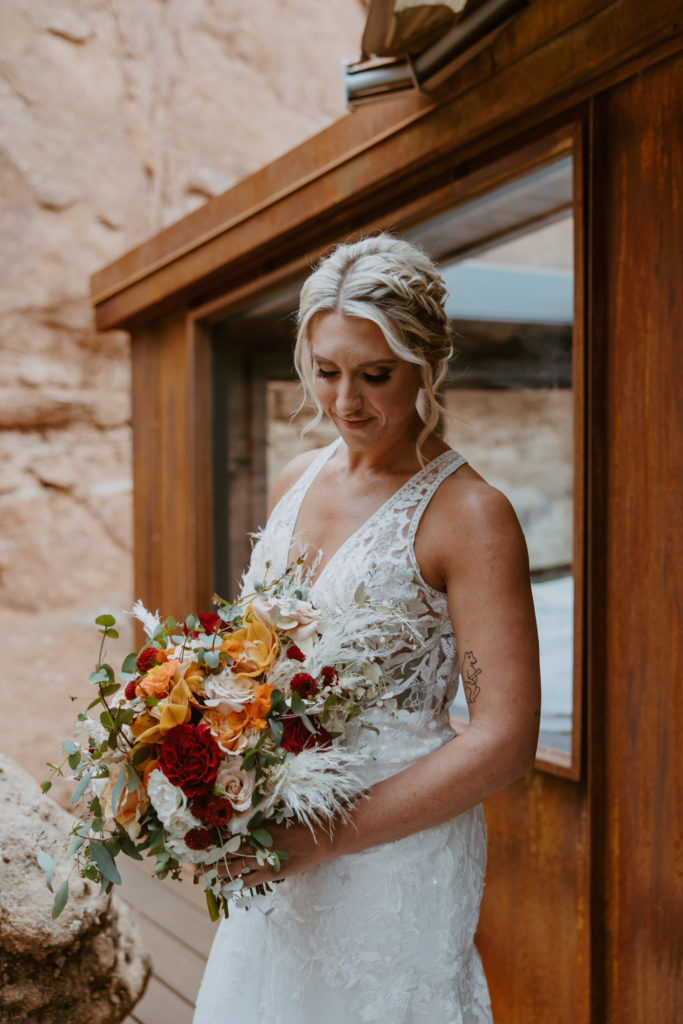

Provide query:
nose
left=335, top=374, right=363, bottom=415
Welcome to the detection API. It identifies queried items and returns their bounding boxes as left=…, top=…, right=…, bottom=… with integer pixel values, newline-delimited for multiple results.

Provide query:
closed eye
left=315, top=368, right=392, bottom=384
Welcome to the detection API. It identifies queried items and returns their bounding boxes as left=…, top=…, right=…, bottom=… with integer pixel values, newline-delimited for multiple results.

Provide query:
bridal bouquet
left=40, top=562, right=405, bottom=920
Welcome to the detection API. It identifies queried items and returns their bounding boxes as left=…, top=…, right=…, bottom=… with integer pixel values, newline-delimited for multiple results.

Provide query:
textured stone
left=0, top=754, right=150, bottom=1023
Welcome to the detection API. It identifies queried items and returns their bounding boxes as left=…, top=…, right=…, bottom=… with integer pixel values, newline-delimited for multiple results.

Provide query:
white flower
left=215, top=759, right=255, bottom=812
left=148, top=769, right=187, bottom=824
left=203, top=667, right=258, bottom=712
left=252, top=595, right=320, bottom=643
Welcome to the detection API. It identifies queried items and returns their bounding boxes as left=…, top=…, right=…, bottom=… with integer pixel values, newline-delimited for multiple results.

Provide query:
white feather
left=130, top=599, right=161, bottom=638
left=269, top=746, right=368, bottom=831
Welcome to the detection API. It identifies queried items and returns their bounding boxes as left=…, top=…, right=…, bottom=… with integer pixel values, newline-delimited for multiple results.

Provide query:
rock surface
left=0, top=0, right=365, bottom=793
left=0, top=753, right=150, bottom=1023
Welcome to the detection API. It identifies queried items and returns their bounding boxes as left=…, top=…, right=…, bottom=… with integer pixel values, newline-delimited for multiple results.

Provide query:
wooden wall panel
left=594, top=52, right=683, bottom=1021
left=479, top=775, right=589, bottom=1022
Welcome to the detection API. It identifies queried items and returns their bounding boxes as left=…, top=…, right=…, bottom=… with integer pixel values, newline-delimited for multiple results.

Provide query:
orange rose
left=137, top=659, right=179, bottom=698
left=220, top=617, right=278, bottom=678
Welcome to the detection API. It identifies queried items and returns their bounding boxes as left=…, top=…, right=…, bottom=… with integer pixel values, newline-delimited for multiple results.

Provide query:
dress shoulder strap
left=407, top=451, right=468, bottom=543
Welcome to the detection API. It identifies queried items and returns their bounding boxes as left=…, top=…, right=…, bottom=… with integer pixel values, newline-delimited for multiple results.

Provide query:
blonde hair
left=294, top=234, right=452, bottom=463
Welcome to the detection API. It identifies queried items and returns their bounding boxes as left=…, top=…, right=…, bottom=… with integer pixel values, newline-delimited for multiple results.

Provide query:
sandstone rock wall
left=0, top=0, right=365, bottom=793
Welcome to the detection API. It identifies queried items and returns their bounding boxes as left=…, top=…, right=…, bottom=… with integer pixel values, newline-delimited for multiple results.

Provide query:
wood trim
left=92, top=0, right=683, bottom=330
left=131, top=310, right=214, bottom=621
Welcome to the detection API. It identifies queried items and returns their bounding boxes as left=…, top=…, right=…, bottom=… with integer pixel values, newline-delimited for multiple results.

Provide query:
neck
left=338, top=413, right=445, bottom=477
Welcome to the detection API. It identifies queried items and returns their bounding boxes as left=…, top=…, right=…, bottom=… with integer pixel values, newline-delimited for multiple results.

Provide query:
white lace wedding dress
left=194, top=439, right=492, bottom=1023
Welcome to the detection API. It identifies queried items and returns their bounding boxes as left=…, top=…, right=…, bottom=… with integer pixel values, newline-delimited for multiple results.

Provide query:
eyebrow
left=312, top=354, right=399, bottom=368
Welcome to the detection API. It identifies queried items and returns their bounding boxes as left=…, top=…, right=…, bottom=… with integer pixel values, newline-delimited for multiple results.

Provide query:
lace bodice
left=244, top=438, right=467, bottom=727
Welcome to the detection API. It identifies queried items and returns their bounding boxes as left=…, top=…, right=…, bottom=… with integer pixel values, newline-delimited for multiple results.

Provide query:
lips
left=338, top=416, right=372, bottom=428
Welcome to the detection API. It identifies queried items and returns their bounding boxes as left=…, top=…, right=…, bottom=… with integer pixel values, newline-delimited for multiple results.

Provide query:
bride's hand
left=218, top=821, right=333, bottom=887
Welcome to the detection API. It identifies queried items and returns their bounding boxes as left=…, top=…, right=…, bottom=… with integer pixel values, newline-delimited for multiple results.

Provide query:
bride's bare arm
left=243, top=479, right=540, bottom=882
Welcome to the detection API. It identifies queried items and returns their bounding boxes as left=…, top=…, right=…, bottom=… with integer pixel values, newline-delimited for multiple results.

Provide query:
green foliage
left=95, top=614, right=116, bottom=628
left=52, top=879, right=68, bottom=919
left=89, top=841, right=121, bottom=886
left=121, top=652, right=138, bottom=674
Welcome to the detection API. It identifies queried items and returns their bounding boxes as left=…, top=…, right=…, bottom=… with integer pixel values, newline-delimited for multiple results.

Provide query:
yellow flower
left=220, top=616, right=279, bottom=678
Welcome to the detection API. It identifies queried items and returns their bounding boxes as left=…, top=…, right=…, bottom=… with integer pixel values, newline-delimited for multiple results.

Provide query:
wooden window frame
left=192, top=117, right=586, bottom=780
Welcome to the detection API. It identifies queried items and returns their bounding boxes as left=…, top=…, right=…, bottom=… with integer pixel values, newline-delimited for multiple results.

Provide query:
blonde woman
left=194, top=234, right=540, bottom=1023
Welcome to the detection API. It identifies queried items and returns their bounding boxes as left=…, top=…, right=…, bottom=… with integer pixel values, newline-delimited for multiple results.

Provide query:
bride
left=193, top=234, right=541, bottom=1023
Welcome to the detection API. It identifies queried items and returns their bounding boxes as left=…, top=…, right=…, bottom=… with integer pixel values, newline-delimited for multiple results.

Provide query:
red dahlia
left=136, top=646, right=159, bottom=674
left=286, top=645, right=306, bottom=662
left=159, top=723, right=221, bottom=797
left=124, top=678, right=138, bottom=701
left=290, top=672, right=317, bottom=699
left=280, top=716, right=331, bottom=755
left=184, top=827, right=214, bottom=851
left=190, top=793, right=233, bottom=827
left=321, top=665, right=339, bottom=687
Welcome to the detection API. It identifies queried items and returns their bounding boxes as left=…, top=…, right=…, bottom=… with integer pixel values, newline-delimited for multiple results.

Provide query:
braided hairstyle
left=294, top=234, right=453, bottom=463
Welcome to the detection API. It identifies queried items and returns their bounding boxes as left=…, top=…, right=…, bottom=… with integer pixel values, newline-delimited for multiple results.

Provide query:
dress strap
left=407, top=451, right=467, bottom=544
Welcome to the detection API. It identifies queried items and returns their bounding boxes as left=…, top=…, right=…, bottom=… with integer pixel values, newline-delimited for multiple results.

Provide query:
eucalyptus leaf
left=89, top=668, right=109, bottom=686
left=40, top=779, right=52, bottom=793
left=95, top=614, right=116, bottom=627
left=89, top=841, right=122, bottom=886
left=127, top=766, right=140, bottom=793
left=61, top=740, right=77, bottom=755
left=250, top=827, right=273, bottom=848
left=223, top=835, right=242, bottom=854
left=71, top=770, right=92, bottom=804
left=104, top=628, right=119, bottom=639
left=204, top=650, right=220, bottom=669
left=67, top=752, right=81, bottom=771
left=52, top=879, right=69, bottom=919
left=111, top=767, right=127, bottom=816
left=37, top=849, right=56, bottom=891
left=131, top=746, right=150, bottom=766
left=121, top=652, right=138, bottom=674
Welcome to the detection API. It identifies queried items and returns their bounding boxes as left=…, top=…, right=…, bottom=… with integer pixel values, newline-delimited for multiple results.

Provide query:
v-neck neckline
left=285, top=438, right=455, bottom=591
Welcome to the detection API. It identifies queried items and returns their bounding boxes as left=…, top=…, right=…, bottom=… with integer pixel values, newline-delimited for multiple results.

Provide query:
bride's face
left=309, top=312, right=422, bottom=448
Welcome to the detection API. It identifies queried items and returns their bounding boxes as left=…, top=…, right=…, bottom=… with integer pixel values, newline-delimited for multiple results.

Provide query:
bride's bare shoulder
left=267, top=447, right=328, bottom=515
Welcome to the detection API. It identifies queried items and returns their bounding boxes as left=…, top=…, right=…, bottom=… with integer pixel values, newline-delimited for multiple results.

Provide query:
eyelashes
left=315, top=368, right=392, bottom=384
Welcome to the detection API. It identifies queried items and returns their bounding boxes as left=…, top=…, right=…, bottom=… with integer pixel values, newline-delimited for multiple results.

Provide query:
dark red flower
left=286, top=645, right=306, bottom=662
left=124, top=678, right=138, bottom=701
left=159, top=723, right=221, bottom=797
left=184, top=827, right=215, bottom=851
left=136, top=646, right=159, bottom=674
left=198, top=614, right=221, bottom=634
left=321, top=666, right=339, bottom=688
left=190, top=793, right=233, bottom=828
left=184, top=613, right=225, bottom=639
left=280, top=716, right=331, bottom=755
left=290, top=672, right=317, bottom=699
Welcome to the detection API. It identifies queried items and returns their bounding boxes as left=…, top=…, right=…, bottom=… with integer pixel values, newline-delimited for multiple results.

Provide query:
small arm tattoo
left=462, top=650, right=482, bottom=704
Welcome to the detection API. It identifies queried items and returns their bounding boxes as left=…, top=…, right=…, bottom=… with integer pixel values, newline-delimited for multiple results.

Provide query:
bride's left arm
left=243, top=481, right=541, bottom=883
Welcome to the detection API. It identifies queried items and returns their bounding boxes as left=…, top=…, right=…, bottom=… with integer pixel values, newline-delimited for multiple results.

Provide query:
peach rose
left=251, top=595, right=320, bottom=643
left=99, top=770, right=149, bottom=840
left=137, top=659, right=179, bottom=698
left=215, top=758, right=256, bottom=813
